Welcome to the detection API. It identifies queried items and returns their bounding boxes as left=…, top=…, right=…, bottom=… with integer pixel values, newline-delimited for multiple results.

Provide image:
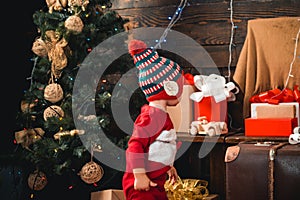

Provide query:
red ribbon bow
left=249, top=85, right=300, bottom=104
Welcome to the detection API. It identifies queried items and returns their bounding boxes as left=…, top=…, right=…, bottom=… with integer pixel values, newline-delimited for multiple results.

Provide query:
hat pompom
left=184, top=73, right=194, bottom=85
left=128, top=39, right=148, bottom=56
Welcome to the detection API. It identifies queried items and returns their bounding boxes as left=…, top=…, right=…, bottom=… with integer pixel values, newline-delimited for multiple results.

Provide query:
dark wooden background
left=112, top=0, right=300, bottom=77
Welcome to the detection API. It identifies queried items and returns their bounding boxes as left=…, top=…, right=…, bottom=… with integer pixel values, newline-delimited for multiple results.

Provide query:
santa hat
left=128, top=39, right=184, bottom=102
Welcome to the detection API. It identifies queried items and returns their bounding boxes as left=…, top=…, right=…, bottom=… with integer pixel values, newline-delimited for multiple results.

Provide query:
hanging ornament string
left=226, top=0, right=236, bottom=82
left=154, top=0, right=188, bottom=49
left=90, top=141, right=95, bottom=162
left=270, top=19, right=300, bottom=100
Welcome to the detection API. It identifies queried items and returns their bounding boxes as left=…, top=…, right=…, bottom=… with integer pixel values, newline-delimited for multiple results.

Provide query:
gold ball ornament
left=28, top=170, right=48, bottom=191
left=44, top=83, right=64, bottom=103
left=43, top=105, right=64, bottom=121
left=79, top=161, right=104, bottom=184
left=64, top=15, right=84, bottom=34
left=32, top=37, right=48, bottom=57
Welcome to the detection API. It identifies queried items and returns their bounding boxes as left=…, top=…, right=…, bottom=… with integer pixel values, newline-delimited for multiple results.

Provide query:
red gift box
left=245, top=118, right=298, bottom=137
left=194, top=96, right=227, bottom=122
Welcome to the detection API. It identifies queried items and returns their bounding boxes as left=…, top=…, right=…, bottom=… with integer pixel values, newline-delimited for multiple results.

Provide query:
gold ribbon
left=164, top=177, right=209, bottom=200
left=53, top=129, right=85, bottom=140
left=45, top=30, right=69, bottom=79
left=15, top=128, right=45, bottom=148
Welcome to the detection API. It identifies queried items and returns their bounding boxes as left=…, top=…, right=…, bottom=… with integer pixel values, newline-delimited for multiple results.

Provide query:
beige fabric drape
left=233, top=17, right=300, bottom=118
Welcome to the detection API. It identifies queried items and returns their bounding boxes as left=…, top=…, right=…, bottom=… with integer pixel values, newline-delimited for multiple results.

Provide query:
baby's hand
left=133, top=171, right=157, bottom=191
left=167, top=166, right=178, bottom=184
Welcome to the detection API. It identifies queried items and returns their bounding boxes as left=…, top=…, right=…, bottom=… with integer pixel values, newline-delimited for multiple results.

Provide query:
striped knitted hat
left=128, top=39, right=184, bottom=102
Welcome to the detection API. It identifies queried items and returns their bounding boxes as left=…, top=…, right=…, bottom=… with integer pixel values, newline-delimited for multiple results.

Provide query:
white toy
left=189, top=117, right=228, bottom=136
left=190, top=74, right=239, bottom=103
left=289, top=126, right=300, bottom=145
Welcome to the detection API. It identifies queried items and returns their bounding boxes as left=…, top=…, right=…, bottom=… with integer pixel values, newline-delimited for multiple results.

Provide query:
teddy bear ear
left=194, top=75, right=207, bottom=90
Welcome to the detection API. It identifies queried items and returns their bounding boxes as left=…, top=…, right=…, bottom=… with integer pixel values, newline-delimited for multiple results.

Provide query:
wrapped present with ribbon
left=246, top=86, right=300, bottom=137
left=189, top=74, right=239, bottom=122
left=250, top=85, right=300, bottom=124
left=164, top=176, right=209, bottom=200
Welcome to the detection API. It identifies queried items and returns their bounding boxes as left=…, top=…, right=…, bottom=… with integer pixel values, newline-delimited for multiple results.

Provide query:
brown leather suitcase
left=224, top=141, right=300, bottom=200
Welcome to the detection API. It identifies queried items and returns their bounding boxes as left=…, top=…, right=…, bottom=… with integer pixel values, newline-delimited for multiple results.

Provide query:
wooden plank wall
left=111, top=0, right=300, bottom=78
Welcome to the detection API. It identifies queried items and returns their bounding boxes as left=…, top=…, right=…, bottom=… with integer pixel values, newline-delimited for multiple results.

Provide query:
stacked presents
left=245, top=87, right=300, bottom=137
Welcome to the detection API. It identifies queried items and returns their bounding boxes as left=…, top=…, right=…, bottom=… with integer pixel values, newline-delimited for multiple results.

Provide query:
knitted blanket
left=233, top=16, right=300, bottom=118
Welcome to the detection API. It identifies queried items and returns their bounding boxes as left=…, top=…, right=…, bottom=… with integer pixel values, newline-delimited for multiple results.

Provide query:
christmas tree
left=13, top=0, right=146, bottom=199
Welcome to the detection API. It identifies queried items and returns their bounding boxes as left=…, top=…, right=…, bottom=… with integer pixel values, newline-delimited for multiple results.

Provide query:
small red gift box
left=245, top=118, right=298, bottom=137
left=194, top=96, right=227, bottom=122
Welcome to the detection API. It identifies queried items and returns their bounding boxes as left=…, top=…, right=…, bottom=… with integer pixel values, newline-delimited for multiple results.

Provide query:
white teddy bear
left=190, top=74, right=238, bottom=103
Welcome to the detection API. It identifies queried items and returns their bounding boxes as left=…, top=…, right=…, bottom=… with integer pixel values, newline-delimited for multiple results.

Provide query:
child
left=122, top=39, right=185, bottom=200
